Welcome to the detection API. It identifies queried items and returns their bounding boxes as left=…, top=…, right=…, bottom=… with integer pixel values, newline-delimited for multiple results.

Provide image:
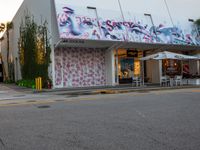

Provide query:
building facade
left=1, top=0, right=200, bottom=88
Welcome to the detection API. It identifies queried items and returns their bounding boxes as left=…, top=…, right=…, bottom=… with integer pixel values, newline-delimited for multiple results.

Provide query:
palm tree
left=195, top=19, right=200, bottom=35
left=0, top=37, right=6, bottom=80
left=195, top=19, right=200, bottom=25
left=6, top=22, right=13, bottom=80
left=0, top=23, right=5, bottom=33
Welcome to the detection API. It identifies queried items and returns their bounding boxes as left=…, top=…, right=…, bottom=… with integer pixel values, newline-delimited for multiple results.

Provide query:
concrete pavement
left=1, top=82, right=199, bottom=100
left=0, top=83, right=199, bottom=106
left=0, top=88, right=200, bottom=150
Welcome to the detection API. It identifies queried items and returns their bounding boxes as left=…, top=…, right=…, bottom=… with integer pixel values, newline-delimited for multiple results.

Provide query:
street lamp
left=87, top=6, right=102, bottom=37
left=163, top=0, right=174, bottom=26
left=144, top=13, right=158, bottom=40
left=117, top=0, right=129, bottom=41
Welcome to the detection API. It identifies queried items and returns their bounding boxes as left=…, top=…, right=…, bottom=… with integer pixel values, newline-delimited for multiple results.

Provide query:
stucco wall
left=1, top=0, right=199, bottom=85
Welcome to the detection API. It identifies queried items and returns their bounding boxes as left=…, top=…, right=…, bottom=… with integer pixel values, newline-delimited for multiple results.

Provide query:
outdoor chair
left=132, top=76, right=142, bottom=87
left=174, top=75, right=182, bottom=86
left=160, top=76, right=170, bottom=86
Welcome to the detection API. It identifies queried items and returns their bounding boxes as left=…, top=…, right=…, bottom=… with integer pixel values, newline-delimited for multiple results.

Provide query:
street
left=0, top=88, right=200, bottom=150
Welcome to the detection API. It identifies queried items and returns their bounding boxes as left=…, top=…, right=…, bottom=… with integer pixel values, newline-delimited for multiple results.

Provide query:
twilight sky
left=0, top=0, right=24, bottom=23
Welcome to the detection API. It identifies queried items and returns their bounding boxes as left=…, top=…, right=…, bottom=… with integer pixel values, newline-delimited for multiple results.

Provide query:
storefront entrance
left=115, top=49, right=143, bottom=84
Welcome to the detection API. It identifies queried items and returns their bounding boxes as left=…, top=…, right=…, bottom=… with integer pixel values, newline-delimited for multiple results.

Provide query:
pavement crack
left=0, top=137, right=5, bottom=147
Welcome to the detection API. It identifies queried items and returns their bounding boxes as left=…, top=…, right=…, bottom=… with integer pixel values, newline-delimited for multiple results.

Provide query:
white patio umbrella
left=139, top=51, right=199, bottom=85
left=140, top=51, right=199, bottom=61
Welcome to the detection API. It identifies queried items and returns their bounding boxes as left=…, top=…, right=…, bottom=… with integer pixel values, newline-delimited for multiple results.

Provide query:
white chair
left=160, top=76, right=170, bottom=86
left=174, top=75, right=182, bottom=86
left=132, top=76, right=141, bottom=87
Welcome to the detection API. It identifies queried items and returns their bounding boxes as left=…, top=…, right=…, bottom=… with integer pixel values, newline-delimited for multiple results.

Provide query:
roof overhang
left=55, top=39, right=200, bottom=52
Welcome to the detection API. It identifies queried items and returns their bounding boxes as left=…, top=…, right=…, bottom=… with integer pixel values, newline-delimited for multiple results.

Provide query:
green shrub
left=16, top=79, right=35, bottom=88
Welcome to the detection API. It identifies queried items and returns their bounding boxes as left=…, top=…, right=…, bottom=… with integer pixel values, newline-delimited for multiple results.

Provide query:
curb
left=93, top=85, right=200, bottom=95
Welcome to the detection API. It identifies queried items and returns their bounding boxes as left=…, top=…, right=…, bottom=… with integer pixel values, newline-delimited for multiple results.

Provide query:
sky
left=0, top=0, right=24, bottom=23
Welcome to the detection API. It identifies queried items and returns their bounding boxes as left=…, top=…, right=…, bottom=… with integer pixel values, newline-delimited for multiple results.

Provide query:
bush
left=16, top=79, right=35, bottom=88
left=16, top=78, right=52, bottom=89
left=4, top=79, right=15, bottom=84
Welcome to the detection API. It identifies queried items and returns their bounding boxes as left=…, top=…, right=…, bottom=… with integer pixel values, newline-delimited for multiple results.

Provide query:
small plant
left=4, top=79, right=15, bottom=84
left=16, top=79, right=35, bottom=88
left=195, top=19, right=200, bottom=34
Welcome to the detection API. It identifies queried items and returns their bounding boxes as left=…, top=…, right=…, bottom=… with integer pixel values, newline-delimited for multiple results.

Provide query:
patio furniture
left=132, top=76, right=142, bottom=87
left=160, top=76, right=170, bottom=86
left=140, top=51, right=199, bottom=85
left=174, top=75, right=182, bottom=86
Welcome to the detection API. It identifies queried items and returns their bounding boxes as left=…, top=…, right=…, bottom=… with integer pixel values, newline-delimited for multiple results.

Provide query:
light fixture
left=87, top=6, right=96, bottom=9
left=117, top=0, right=129, bottom=41
left=144, top=13, right=157, bottom=39
left=188, top=19, right=194, bottom=22
left=87, top=6, right=102, bottom=36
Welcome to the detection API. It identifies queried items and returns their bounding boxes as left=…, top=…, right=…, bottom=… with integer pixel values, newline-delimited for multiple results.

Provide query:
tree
left=195, top=19, right=200, bottom=26
left=18, top=14, right=51, bottom=87
left=195, top=19, right=200, bottom=35
left=0, top=24, right=6, bottom=80
left=0, top=23, right=5, bottom=32
left=6, top=22, right=13, bottom=80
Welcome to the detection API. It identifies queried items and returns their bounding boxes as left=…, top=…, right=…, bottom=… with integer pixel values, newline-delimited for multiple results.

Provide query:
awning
left=140, top=51, right=199, bottom=60
left=56, top=39, right=200, bottom=52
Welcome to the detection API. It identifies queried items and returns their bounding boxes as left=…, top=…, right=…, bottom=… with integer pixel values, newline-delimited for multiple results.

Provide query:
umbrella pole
left=181, top=60, right=183, bottom=76
left=116, top=49, right=119, bottom=85
left=140, top=60, right=145, bottom=86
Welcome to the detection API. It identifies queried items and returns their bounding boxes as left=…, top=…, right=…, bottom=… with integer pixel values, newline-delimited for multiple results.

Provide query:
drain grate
left=27, top=100, right=37, bottom=103
left=37, top=105, right=51, bottom=109
left=54, top=100, right=65, bottom=102
left=8, top=102, right=18, bottom=105
left=66, top=95, right=79, bottom=98
left=137, top=91, right=149, bottom=93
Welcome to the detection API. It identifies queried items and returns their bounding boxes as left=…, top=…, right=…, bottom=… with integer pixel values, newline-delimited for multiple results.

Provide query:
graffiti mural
left=55, top=0, right=200, bottom=45
left=54, top=48, right=106, bottom=87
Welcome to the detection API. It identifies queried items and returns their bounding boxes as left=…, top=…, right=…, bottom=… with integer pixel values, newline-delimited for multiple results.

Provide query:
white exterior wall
left=1, top=0, right=200, bottom=87
left=105, top=49, right=115, bottom=86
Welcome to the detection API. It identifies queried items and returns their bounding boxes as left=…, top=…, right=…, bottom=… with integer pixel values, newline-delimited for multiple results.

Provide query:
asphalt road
left=0, top=89, right=200, bottom=150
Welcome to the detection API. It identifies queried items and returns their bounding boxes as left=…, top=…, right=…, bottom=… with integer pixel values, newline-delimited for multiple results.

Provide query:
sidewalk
left=1, top=83, right=200, bottom=97
left=41, top=84, right=200, bottom=96
left=0, top=83, right=199, bottom=106
left=0, top=83, right=56, bottom=101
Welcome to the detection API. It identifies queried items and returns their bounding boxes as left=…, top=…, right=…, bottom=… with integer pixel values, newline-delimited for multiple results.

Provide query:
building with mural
left=1, top=0, right=200, bottom=88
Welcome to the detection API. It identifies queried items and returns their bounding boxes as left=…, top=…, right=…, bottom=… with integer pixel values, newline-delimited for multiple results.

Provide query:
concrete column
left=105, top=49, right=115, bottom=86
left=159, top=59, right=162, bottom=82
left=51, top=46, right=56, bottom=89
